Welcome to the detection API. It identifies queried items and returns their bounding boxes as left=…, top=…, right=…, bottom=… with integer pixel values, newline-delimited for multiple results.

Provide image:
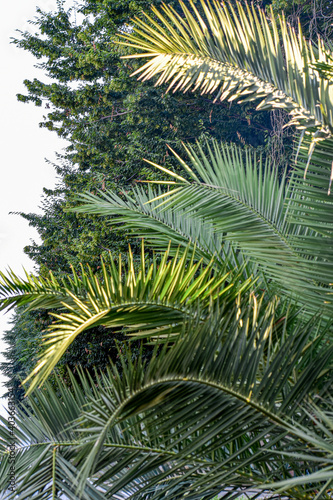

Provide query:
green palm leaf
left=1, top=297, right=331, bottom=498
left=0, top=243, right=252, bottom=392
left=288, top=137, right=333, bottom=238
left=0, top=374, right=105, bottom=499
left=76, top=140, right=333, bottom=318
left=119, top=0, right=333, bottom=173
left=75, top=184, right=256, bottom=282
left=76, top=185, right=221, bottom=263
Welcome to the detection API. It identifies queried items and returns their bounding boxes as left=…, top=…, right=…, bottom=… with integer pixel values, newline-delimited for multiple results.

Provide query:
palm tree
left=0, top=140, right=332, bottom=392
left=75, top=139, right=333, bottom=319
left=0, top=242, right=251, bottom=392
left=72, top=0, right=333, bottom=319
left=1, top=1, right=333, bottom=497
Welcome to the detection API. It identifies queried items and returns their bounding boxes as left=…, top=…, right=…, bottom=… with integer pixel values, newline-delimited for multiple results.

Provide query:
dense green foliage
left=12, top=0, right=281, bottom=271
left=0, top=0, right=333, bottom=497
left=3, top=0, right=333, bottom=401
left=2, top=0, right=277, bottom=399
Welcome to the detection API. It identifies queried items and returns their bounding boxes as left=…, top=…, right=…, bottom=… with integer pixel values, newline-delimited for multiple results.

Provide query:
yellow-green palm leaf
left=0, top=243, right=252, bottom=392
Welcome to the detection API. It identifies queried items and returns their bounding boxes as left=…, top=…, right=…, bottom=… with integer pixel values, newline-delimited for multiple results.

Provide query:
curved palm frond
left=1, top=296, right=331, bottom=499
left=75, top=184, right=257, bottom=282
left=76, top=140, right=333, bottom=317
left=0, top=370, right=191, bottom=499
left=120, top=0, right=333, bottom=173
left=0, top=243, right=252, bottom=392
left=75, top=185, right=223, bottom=265
left=74, top=295, right=333, bottom=499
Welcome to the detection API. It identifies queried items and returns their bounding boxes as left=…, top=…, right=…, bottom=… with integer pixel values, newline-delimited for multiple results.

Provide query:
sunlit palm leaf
left=119, top=0, right=333, bottom=173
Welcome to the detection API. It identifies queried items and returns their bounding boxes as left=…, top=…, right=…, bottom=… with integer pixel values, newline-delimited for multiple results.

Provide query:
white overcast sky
left=0, top=1, right=71, bottom=410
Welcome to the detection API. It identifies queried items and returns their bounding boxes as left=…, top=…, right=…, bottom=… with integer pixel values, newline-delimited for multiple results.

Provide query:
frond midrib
left=0, top=440, right=179, bottom=459
left=51, top=300, right=213, bottom=328
left=171, top=182, right=302, bottom=265
left=113, top=375, right=290, bottom=430
left=126, top=199, right=220, bottom=261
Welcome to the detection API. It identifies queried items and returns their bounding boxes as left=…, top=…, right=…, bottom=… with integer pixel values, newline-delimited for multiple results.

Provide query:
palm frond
left=0, top=243, right=252, bottom=392
left=0, top=374, right=105, bottom=500
left=263, top=400, right=333, bottom=498
left=119, top=0, right=333, bottom=170
left=288, top=137, right=333, bottom=237
left=74, top=294, right=333, bottom=499
left=1, top=296, right=331, bottom=498
left=148, top=141, right=333, bottom=316
left=75, top=185, right=222, bottom=265
left=75, top=185, right=256, bottom=282
left=76, top=140, right=333, bottom=317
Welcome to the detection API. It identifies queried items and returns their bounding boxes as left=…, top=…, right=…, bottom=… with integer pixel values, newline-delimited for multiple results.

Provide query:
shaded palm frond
left=288, top=137, right=333, bottom=238
left=0, top=374, right=105, bottom=500
left=76, top=140, right=333, bottom=317
left=75, top=185, right=257, bottom=282
left=74, top=295, right=333, bottom=499
left=75, top=185, right=223, bottom=265
left=119, top=0, right=333, bottom=172
left=146, top=141, right=333, bottom=316
left=1, top=296, right=331, bottom=498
